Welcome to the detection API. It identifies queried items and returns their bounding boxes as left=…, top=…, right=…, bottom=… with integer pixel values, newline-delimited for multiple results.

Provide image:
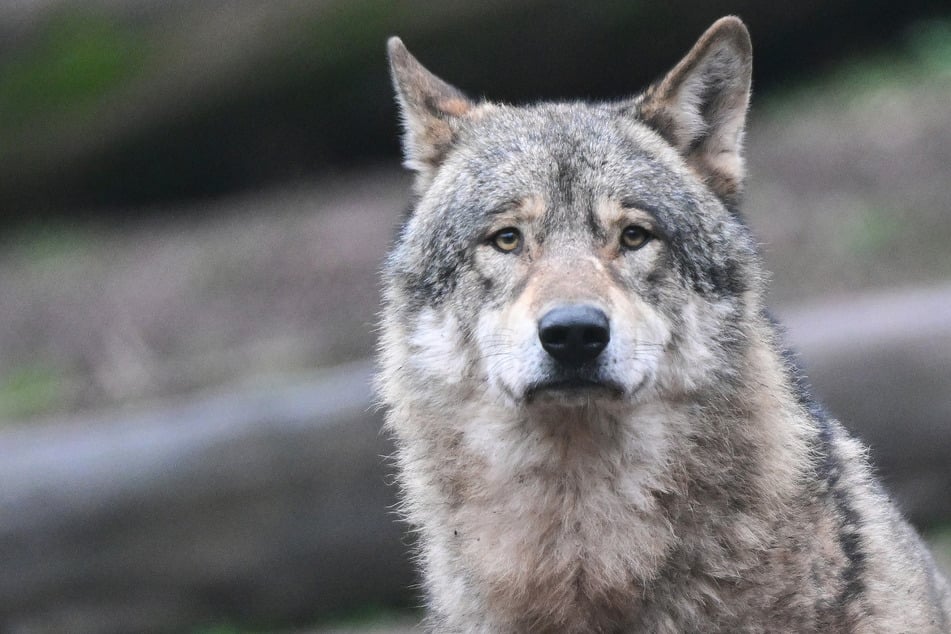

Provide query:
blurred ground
left=0, top=171, right=406, bottom=420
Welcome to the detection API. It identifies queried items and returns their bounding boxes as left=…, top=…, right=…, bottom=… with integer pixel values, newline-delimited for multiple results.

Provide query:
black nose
left=538, top=305, right=610, bottom=367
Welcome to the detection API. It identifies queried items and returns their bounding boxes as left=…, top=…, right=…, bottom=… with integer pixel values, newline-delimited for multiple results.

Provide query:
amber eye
left=490, top=227, right=522, bottom=253
left=620, top=225, right=652, bottom=250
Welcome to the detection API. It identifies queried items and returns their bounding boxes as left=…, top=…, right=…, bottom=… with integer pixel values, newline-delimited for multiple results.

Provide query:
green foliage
left=845, top=206, right=903, bottom=256
left=925, top=526, right=951, bottom=577
left=314, top=602, right=412, bottom=627
left=0, top=363, right=66, bottom=422
left=0, top=9, right=150, bottom=130
left=761, top=16, right=951, bottom=112
left=907, top=18, right=951, bottom=74
left=4, top=221, right=95, bottom=266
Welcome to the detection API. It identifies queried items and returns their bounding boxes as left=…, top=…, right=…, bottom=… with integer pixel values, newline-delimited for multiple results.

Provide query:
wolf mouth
left=524, top=377, right=625, bottom=403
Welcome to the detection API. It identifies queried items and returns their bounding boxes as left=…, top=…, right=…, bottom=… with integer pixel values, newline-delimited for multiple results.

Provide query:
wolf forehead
left=385, top=22, right=760, bottom=309
left=431, top=102, right=703, bottom=216
left=387, top=103, right=758, bottom=307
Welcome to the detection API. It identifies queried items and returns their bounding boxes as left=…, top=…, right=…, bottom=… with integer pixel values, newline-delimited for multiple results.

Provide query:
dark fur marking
left=619, top=197, right=670, bottom=241
left=509, top=274, right=529, bottom=302
left=487, top=199, right=522, bottom=216
left=769, top=313, right=868, bottom=621
left=817, top=418, right=868, bottom=615
left=555, top=159, right=575, bottom=209
left=706, top=255, right=748, bottom=297
left=404, top=246, right=466, bottom=307
left=585, top=205, right=607, bottom=243
left=641, top=269, right=668, bottom=306
left=768, top=312, right=831, bottom=423
left=638, top=106, right=680, bottom=149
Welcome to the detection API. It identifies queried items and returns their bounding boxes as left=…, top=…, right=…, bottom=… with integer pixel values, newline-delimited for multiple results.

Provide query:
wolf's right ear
left=388, top=38, right=474, bottom=189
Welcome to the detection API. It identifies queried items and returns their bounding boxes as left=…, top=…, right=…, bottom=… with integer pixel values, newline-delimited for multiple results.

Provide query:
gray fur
left=378, top=17, right=951, bottom=633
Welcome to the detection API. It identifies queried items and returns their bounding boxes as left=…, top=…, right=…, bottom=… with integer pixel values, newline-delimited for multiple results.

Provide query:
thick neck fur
left=386, top=317, right=813, bottom=632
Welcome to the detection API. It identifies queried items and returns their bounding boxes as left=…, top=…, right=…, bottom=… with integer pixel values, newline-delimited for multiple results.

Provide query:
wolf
left=377, top=16, right=951, bottom=633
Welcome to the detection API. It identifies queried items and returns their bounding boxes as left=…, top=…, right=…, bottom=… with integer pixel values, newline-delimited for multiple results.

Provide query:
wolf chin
left=377, top=16, right=951, bottom=633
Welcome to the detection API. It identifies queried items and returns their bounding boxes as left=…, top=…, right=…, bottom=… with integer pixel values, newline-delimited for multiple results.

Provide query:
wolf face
left=382, top=17, right=759, bottom=414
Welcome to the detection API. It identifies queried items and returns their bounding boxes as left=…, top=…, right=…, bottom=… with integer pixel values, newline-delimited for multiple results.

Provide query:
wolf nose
left=538, top=305, right=610, bottom=366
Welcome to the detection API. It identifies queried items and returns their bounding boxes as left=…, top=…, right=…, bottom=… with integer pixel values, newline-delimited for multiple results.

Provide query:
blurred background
left=1, top=1, right=950, bottom=632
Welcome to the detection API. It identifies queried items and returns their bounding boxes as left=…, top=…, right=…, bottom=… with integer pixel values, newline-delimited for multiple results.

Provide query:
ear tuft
left=387, top=37, right=474, bottom=190
left=637, top=16, right=753, bottom=206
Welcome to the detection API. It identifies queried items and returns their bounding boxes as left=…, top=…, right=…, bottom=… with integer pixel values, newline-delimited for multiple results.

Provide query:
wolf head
left=381, top=17, right=763, bottom=413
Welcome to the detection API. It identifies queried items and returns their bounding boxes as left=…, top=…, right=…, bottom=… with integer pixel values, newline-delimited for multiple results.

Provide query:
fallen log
left=0, top=361, right=414, bottom=633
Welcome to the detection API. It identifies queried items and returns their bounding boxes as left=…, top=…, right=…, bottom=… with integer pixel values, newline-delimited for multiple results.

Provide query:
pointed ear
left=637, top=17, right=752, bottom=206
left=387, top=37, right=475, bottom=187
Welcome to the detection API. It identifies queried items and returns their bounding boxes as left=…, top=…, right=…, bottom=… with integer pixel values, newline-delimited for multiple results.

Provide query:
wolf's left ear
left=637, top=16, right=752, bottom=206
left=387, top=37, right=475, bottom=189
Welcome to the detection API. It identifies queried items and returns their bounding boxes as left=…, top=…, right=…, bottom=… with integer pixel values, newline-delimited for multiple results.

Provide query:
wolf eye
left=490, top=227, right=522, bottom=253
left=620, top=225, right=652, bottom=250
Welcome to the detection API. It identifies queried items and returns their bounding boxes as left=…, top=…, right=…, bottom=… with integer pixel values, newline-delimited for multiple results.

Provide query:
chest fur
left=419, top=408, right=681, bottom=629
